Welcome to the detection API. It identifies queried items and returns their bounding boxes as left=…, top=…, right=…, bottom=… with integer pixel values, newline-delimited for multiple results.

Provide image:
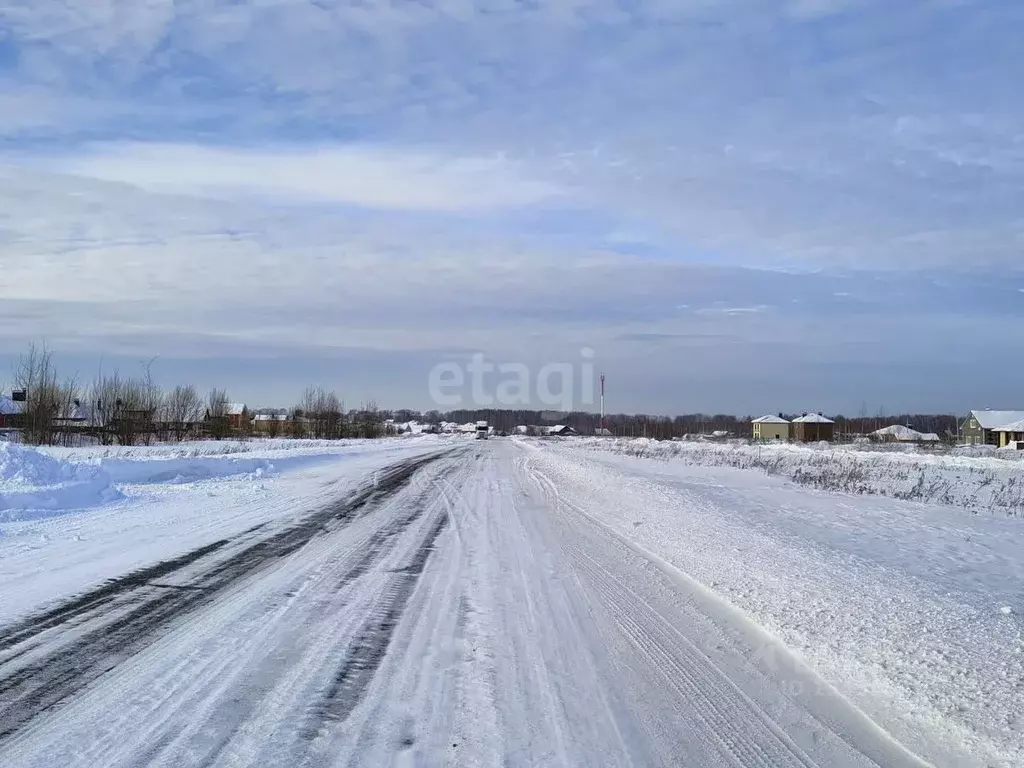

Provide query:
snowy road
left=0, top=441, right=931, bottom=767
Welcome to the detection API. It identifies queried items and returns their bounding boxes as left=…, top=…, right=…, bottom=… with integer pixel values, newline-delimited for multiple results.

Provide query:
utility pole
left=600, top=373, right=605, bottom=434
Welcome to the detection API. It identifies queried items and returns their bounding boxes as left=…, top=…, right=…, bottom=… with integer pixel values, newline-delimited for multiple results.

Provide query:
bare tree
left=289, top=407, right=307, bottom=439
left=53, top=374, right=82, bottom=447
left=298, top=386, right=345, bottom=439
left=14, top=343, right=61, bottom=445
left=90, top=370, right=125, bottom=445
left=90, top=371, right=152, bottom=446
left=207, top=388, right=230, bottom=439
left=354, top=399, right=382, bottom=439
left=139, top=359, right=163, bottom=445
left=163, top=385, right=203, bottom=441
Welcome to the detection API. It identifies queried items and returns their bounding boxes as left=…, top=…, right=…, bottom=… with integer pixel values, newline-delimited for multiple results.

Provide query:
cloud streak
left=49, top=143, right=564, bottom=212
left=2, top=1, right=1024, bottom=410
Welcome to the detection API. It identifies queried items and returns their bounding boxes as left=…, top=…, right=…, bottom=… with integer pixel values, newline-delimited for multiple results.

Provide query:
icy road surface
left=0, top=441, right=933, bottom=767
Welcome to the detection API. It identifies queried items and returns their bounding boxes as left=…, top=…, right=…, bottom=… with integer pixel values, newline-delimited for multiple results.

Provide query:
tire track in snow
left=0, top=537, right=236, bottom=654
left=0, top=451, right=450, bottom=743
left=570, top=547, right=816, bottom=768
left=522, top=448, right=932, bottom=768
left=187, top=463, right=463, bottom=768
left=308, top=509, right=451, bottom=732
left=524, top=454, right=819, bottom=767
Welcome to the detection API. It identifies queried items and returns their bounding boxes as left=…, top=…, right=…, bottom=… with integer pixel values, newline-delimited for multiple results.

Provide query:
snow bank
left=0, top=443, right=122, bottom=521
left=41, top=435, right=446, bottom=463
left=38, top=436, right=452, bottom=485
left=571, top=438, right=1024, bottom=516
left=1, top=437, right=449, bottom=522
left=99, top=456, right=282, bottom=485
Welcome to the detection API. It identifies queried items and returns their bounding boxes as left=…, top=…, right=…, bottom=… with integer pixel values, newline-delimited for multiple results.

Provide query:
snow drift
left=98, top=456, right=281, bottom=485
left=0, top=443, right=122, bottom=521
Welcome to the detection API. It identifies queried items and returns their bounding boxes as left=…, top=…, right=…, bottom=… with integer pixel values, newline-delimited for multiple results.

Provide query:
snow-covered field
left=538, top=438, right=1023, bottom=767
left=1, top=436, right=1020, bottom=766
left=578, top=437, right=1024, bottom=516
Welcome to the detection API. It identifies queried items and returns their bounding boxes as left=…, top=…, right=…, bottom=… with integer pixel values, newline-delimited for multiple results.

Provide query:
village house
left=961, top=410, right=1024, bottom=446
left=226, top=404, right=249, bottom=431
left=751, top=414, right=790, bottom=441
left=251, top=413, right=288, bottom=435
left=544, top=425, right=578, bottom=436
left=203, top=403, right=250, bottom=436
left=791, top=413, right=835, bottom=443
left=0, top=393, right=25, bottom=430
left=989, top=417, right=1024, bottom=449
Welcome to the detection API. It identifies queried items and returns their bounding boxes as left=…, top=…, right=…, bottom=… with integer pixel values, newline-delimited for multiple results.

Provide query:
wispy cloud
left=2, top=1, right=1023, bottom=409
left=694, top=306, right=773, bottom=316
left=46, top=143, right=564, bottom=212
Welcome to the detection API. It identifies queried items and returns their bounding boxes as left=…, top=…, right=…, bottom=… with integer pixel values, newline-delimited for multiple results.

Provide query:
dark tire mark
left=0, top=451, right=453, bottom=744
left=311, top=509, right=451, bottom=730
left=336, top=462, right=459, bottom=591
left=0, top=538, right=231, bottom=654
left=189, top=462, right=462, bottom=768
left=148, top=583, right=210, bottom=592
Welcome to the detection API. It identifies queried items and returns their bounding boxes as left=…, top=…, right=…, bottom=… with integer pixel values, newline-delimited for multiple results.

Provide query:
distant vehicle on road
left=475, top=421, right=489, bottom=440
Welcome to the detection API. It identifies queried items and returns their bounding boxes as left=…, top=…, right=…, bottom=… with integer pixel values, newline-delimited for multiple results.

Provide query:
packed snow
left=538, top=438, right=1023, bottom=767
left=1, top=436, right=1020, bottom=766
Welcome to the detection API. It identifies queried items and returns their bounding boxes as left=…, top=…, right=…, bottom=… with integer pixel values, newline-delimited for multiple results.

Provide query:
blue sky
left=1, top=0, right=1023, bottom=414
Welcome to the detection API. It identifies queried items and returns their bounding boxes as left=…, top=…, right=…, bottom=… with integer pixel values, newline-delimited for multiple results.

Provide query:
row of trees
left=4, top=345, right=387, bottom=446
left=8, top=345, right=229, bottom=446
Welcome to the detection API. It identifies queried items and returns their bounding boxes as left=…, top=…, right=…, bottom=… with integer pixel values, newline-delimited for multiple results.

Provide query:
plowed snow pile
left=0, top=443, right=122, bottom=521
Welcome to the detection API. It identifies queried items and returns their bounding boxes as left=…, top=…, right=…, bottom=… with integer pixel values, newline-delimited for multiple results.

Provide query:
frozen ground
left=0, top=437, right=1017, bottom=766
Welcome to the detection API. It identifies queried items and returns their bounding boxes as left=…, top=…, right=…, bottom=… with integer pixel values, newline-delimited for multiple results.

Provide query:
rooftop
left=970, top=410, right=1024, bottom=430
left=752, top=415, right=789, bottom=424
left=792, top=413, right=835, bottom=424
left=0, top=396, right=24, bottom=416
left=872, top=425, right=941, bottom=442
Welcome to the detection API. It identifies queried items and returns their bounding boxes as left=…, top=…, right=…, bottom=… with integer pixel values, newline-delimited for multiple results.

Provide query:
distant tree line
left=396, top=409, right=961, bottom=441
left=2, top=343, right=961, bottom=446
